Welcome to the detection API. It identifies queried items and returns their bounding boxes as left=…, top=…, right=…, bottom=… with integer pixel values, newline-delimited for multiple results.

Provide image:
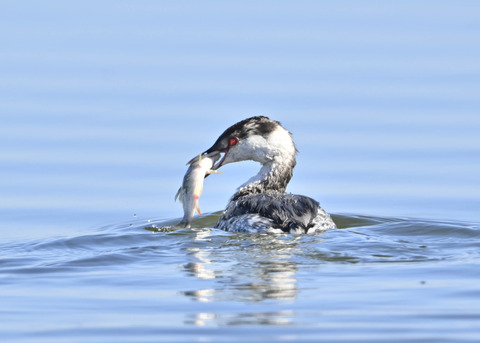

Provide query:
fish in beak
left=175, top=153, right=222, bottom=228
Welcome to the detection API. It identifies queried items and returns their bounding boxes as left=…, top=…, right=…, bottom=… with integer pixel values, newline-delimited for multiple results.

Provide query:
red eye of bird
left=229, top=136, right=239, bottom=146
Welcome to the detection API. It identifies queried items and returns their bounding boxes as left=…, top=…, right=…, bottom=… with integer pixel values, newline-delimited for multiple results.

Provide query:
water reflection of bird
left=195, top=116, right=336, bottom=234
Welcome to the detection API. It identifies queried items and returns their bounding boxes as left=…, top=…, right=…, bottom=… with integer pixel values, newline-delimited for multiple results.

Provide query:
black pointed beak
left=185, top=150, right=222, bottom=167
left=186, top=136, right=229, bottom=168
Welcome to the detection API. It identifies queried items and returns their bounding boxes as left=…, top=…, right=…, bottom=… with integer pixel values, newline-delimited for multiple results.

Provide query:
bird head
left=189, top=116, right=297, bottom=170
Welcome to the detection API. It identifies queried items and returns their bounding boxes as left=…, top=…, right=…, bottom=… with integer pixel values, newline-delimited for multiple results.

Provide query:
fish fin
left=174, top=187, right=182, bottom=201
left=186, top=153, right=203, bottom=166
left=207, top=170, right=223, bottom=175
left=196, top=205, right=202, bottom=216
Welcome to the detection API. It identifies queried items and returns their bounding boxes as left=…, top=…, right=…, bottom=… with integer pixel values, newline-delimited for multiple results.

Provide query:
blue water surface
left=1, top=1, right=480, bottom=342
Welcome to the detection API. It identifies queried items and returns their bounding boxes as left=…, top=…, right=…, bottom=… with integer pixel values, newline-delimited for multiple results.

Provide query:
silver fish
left=175, top=153, right=222, bottom=228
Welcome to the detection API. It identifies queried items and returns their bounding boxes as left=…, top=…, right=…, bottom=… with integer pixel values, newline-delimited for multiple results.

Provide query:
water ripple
left=1, top=213, right=478, bottom=277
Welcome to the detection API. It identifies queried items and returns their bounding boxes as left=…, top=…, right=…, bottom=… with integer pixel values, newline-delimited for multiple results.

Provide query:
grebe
left=195, top=116, right=336, bottom=234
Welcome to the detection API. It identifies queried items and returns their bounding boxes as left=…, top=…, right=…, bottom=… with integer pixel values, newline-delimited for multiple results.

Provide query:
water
left=2, top=214, right=480, bottom=342
left=1, top=1, right=480, bottom=342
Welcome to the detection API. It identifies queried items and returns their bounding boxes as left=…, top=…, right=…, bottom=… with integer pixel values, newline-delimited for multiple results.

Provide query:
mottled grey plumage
left=215, top=192, right=334, bottom=234
left=199, top=116, right=336, bottom=234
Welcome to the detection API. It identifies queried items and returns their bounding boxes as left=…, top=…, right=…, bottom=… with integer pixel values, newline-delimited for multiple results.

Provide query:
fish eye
left=229, top=136, right=239, bottom=146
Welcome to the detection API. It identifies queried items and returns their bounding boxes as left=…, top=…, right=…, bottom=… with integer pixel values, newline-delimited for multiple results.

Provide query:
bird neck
left=230, top=156, right=296, bottom=201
